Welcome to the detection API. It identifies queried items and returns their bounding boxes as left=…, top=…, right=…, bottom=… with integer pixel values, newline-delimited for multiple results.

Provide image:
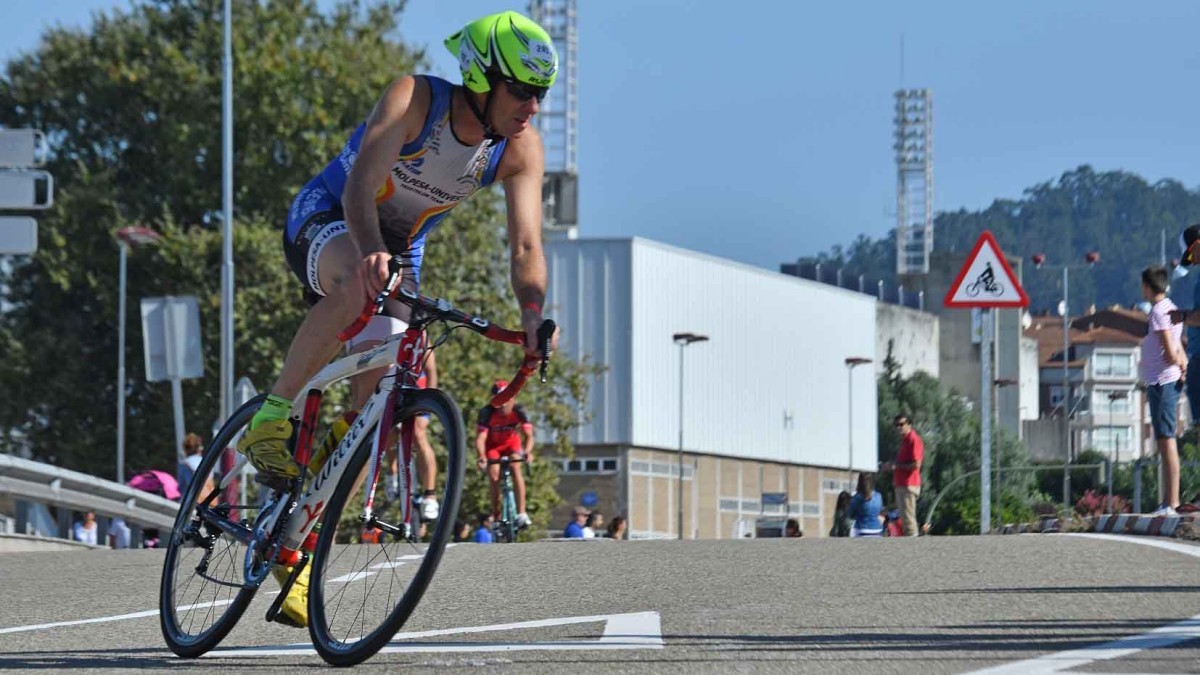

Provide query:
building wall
left=875, top=303, right=940, bottom=378
left=545, top=237, right=879, bottom=472
left=558, top=446, right=857, bottom=540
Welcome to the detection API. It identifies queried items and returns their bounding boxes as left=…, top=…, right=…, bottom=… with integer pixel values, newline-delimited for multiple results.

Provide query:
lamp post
left=993, top=377, right=1019, bottom=528
left=1107, top=390, right=1128, bottom=509
left=673, top=332, right=709, bottom=540
left=1031, top=250, right=1099, bottom=510
left=115, top=226, right=162, bottom=484
left=845, top=357, right=873, bottom=478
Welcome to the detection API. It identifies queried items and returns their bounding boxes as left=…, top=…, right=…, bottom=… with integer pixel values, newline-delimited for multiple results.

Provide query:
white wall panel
left=547, top=238, right=878, bottom=470
left=545, top=240, right=632, bottom=443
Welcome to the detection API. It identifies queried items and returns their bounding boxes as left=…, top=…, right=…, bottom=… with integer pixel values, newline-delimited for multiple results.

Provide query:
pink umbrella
left=127, top=470, right=181, bottom=501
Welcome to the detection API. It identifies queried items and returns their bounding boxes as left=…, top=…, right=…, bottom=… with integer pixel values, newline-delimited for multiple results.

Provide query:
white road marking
left=327, top=571, right=375, bottom=584
left=204, top=611, right=664, bottom=657
left=0, top=599, right=235, bottom=636
left=965, top=533, right=1200, bottom=674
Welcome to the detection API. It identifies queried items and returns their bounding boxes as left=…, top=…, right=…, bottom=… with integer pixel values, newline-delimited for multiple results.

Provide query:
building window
left=719, top=498, right=741, bottom=512
left=822, top=479, right=850, bottom=492
left=1092, top=426, right=1132, bottom=453
left=1093, top=353, right=1133, bottom=378
left=1093, top=390, right=1132, bottom=415
left=802, top=503, right=821, bottom=516
left=558, top=456, right=620, bottom=475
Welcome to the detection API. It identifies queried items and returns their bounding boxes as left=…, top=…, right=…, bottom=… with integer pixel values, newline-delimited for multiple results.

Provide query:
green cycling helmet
left=445, top=11, right=558, bottom=94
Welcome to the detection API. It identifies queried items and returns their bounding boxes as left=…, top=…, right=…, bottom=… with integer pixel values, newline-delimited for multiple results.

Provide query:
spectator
left=109, top=517, right=131, bottom=549
left=179, top=432, right=214, bottom=500
left=453, top=520, right=471, bottom=543
left=882, top=413, right=923, bottom=536
left=563, top=506, right=588, bottom=538
left=1169, top=224, right=1200, bottom=434
left=606, top=515, right=627, bottom=540
left=473, top=514, right=494, bottom=544
left=829, top=491, right=853, bottom=537
left=1142, top=266, right=1187, bottom=516
left=583, top=511, right=604, bottom=539
left=848, top=473, right=884, bottom=537
left=72, top=511, right=97, bottom=546
left=785, top=518, right=803, bottom=538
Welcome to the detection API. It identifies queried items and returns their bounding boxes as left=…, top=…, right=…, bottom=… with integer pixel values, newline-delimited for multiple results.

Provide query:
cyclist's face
left=491, top=80, right=542, bottom=137
left=499, top=399, right=517, bottom=414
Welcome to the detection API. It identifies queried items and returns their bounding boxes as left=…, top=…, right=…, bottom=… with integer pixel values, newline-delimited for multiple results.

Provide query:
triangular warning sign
left=944, top=231, right=1029, bottom=308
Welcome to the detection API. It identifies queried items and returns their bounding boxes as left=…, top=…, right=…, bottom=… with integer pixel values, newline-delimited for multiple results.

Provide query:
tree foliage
left=876, top=343, right=1044, bottom=534
left=0, top=0, right=592, bottom=534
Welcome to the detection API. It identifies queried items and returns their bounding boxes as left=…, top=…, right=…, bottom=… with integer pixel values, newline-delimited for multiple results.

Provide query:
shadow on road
left=0, top=647, right=326, bottom=670
left=891, top=585, right=1200, bottom=595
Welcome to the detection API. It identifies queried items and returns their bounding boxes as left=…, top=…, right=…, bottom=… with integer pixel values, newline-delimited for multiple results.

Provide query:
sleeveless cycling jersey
left=287, top=75, right=508, bottom=253
left=477, top=405, right=531, bottom=453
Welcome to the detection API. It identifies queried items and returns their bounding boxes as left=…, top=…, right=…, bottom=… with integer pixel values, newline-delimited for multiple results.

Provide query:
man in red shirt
left=476, top=380, right=535, bottom=528
left=882, top=413, right=923, bottom=537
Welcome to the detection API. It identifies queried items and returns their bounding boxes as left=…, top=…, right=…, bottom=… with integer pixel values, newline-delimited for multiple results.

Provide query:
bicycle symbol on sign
left=965, top=262, right=1005, bottom=298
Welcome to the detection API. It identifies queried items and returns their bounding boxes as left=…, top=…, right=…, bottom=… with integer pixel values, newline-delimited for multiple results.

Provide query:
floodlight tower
left=894, top=89, right=934, bottom=275
left=529, top=0, right=579, bottom=239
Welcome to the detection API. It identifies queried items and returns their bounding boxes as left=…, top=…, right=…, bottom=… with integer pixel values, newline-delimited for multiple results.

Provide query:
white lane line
left=965, top=533, right=1200, bottom=674
left=205, top=611, right=664, bottom=657
left=327, top=571, right=375, bottom=584
left=0, top=599, right=234, bottom=636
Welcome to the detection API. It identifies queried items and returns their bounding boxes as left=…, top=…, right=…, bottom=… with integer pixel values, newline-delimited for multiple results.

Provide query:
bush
left=1074, top=489, right=1129, bottom=517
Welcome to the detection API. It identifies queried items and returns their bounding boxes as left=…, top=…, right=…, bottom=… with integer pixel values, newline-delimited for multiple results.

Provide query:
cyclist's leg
left=487, top=457, right=502, bottom=519
left=511, top=459, right=527, bottom=515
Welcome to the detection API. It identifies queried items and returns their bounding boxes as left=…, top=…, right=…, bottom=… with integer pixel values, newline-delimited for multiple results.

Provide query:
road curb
left=1089, top=512, right=1199, bottom=538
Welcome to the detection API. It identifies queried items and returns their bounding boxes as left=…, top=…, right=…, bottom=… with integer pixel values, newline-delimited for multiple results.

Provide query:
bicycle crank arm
left=265, top=551, right=309, bottom=624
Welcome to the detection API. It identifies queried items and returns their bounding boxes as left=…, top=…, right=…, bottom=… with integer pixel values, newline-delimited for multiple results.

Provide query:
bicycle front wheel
left=308, top=387, right=465, bottom=666
left=159, top=395, right=265, bottom=657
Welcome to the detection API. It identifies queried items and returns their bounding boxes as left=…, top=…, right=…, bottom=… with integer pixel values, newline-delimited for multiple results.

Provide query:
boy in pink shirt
left=1142, top=266, right=1187, bottom=516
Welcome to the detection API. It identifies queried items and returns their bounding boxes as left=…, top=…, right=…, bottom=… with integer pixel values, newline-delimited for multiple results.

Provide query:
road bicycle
left=488, top=455, right=526, bottom=543
left=158, top=256, right=555, bottom=666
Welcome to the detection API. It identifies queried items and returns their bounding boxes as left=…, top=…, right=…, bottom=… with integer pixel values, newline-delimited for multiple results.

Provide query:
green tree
left=0, top=0, right=593, bottom=535
left=876, top=343, right=1042, bottom=534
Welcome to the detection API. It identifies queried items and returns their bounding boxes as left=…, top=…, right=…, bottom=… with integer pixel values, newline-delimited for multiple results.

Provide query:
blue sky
left=5, top=1, right=1200, bottom=271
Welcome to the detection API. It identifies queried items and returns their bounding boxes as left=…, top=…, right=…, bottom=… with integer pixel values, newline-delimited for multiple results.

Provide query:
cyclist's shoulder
left=513, top=404, right=531, bottom=421
left=476, top=405, right=496, bottom=424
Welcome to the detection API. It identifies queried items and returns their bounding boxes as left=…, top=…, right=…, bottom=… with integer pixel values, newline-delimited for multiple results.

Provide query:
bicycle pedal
left=265, top=553, right=309, bottom=624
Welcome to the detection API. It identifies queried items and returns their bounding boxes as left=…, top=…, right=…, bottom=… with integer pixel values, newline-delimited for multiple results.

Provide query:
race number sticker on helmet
left=444, top=11, right=559, bottom=94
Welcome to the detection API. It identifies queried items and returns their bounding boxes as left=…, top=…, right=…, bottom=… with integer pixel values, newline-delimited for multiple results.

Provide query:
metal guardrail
left=0, top=454, right=178, bottom=531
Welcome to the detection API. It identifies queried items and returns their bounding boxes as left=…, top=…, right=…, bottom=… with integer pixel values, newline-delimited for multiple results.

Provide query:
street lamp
left=673, top=332, right=709, bottom=541
left=1031, top=251, right=1099, bottom=510
left=845, top=357, right=873, bottom=478
left=115, top=226, right=162, bottom=484
left=1107, top=390, right=1128, bottom=508
left=993, top=377, right=1019, bottom=528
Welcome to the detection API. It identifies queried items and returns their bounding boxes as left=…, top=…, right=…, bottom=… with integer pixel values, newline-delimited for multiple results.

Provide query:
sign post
left=944, top=231, right=1029, bottom=534
left=0, top=129, right=52, bottom=255
left=141, top=296, right=205, bottom=474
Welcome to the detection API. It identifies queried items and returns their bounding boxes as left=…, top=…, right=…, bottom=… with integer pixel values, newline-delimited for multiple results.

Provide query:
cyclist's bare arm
left=344, top=75, right=430, bottom=296
left=474, top=429, right=489, bottom=469
left=497, top=128, right=560, bottom=356
left=521, top=424, right=534, bottom=462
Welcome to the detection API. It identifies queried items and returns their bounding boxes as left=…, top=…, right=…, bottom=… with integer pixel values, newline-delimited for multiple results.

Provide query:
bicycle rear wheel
left=308, top=387, right=465, bottom=666
left=159, top=395, right=265, bottom=657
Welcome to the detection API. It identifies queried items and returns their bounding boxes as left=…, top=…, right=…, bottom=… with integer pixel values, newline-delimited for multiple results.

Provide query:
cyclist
left=476, top=380, right=535, bottom=528
left=384, top=348, right=440, bottom=521
left=234, top=11, right=561, bottom=628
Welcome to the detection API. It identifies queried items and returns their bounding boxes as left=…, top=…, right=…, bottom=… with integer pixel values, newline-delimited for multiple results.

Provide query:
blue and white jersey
left=288, top=75, right=507, bottom=251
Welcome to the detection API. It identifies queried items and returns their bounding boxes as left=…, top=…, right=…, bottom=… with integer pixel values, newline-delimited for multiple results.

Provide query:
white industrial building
left=543, top=238, right=878, bottom=539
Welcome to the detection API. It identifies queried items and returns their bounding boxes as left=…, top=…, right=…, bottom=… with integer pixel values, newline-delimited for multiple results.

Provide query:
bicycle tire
left=308, top=387, right=465, bottom=666
left=159, top=394, right=265, bottom=658
left=503, top=489, right=518, bottom=543
left=965, top=281, right=980, bottom=298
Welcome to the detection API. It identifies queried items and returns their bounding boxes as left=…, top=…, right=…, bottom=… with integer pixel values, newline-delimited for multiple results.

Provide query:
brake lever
left=536, top=319, right=556, bottom=383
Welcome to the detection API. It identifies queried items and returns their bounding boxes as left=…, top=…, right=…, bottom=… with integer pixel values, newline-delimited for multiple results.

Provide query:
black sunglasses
left=502, top=78, right=548, bottom=103
left=894, top=421, right=908, bottom=428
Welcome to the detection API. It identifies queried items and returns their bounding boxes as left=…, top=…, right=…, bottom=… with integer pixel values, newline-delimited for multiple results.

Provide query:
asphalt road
left=1, top=534, right=1199, bottom=673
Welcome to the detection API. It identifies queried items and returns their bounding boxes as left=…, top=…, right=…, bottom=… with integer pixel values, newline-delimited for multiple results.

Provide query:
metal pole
left=981, top=308, right=992, bottom=534
left=677, top=343, right=685, bottom=541
left=220, top=0, right=235, bottom=422
left=848, top=366, right=854, bottom=475
left=1062, top=266, right=1071, bottom=511
left=116, top=242, right=128, bottom=484
left=1108, top=398, right=1115, bottom=509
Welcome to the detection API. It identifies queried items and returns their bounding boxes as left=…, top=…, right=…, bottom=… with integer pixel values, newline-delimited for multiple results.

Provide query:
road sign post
left=0, top=129, right=52, bottom=255
left=944, top=231, right=1029, bottom=535
left=141, top=296, right=205, bottom=474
